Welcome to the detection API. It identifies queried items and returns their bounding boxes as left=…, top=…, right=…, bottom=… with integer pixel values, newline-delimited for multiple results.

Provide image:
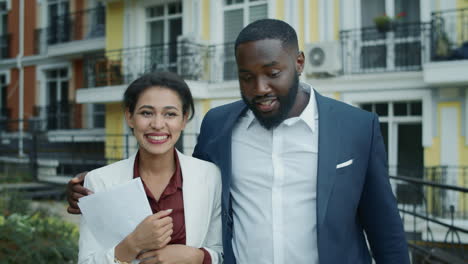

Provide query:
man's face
left=236, top=39, right=304, bottom=129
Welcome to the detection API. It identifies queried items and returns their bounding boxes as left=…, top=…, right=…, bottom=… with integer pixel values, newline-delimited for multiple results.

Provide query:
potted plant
left=373, top=12, right=406, bottom=33
left=374, top=14, right=393, bottom=33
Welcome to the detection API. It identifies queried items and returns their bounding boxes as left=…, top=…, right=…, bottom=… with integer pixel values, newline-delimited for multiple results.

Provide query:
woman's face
left=126, top=86, right=187, bottom=157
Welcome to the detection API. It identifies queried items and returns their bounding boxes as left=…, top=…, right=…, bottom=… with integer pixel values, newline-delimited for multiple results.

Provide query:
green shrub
left=0, top=193, right=79, bottom=264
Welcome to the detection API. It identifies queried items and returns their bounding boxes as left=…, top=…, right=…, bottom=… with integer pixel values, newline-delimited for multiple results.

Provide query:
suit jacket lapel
left=178, top=151, right=209, bottom=247
left=210, top=101, right=247, bottom=209
left=316, top=92, right=340, bottom=227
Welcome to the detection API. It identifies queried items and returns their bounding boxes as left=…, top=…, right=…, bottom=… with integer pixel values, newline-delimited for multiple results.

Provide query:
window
left=0, top=73, right=8, bottom=118
left=223, top=0, right=267, bottom=80
left=146, top=1, right=182, bottom=73
left=360, top=101, right=423, bottom=179
left=0, top=1, right=8, bottom=58
left=47, top=0, right=70, bottom=44
left=45, top=68, right=70, bottom=129
left=359, top=0, right=421, bottom=71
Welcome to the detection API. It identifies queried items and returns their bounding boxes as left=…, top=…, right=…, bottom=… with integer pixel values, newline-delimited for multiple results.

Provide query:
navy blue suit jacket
left=192, top=91, right=409, bottom=264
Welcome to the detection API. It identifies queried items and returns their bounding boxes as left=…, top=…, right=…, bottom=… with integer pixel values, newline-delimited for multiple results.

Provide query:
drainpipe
left=17, top=0, right=24, bottom=157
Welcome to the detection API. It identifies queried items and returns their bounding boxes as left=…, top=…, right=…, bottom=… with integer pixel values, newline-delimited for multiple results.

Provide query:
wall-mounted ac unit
left=305, top=42, right=342, bottom=75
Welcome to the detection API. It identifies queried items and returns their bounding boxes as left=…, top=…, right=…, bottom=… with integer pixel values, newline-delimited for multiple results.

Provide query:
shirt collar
left=133, top=149, right=183, bottom=191
left=244, top=82, right=318, bottom=132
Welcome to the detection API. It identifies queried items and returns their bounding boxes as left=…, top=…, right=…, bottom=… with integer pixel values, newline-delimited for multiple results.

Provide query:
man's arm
left=66, top=172, right=93, bottom=214
left=359, top=114, right=410, bottom=263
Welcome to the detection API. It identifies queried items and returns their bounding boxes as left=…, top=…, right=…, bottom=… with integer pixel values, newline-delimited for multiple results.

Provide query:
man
left=68, top=19, right=409, bottom=263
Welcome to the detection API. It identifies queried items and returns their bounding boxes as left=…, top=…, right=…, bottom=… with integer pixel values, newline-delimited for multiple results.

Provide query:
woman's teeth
left=147, top=135, right=168, bottom=140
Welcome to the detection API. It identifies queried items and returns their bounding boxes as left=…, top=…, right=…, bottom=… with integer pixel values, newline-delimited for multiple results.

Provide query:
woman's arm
left=200, top=165, right=223, bottom=263
left=78, top=175, right=174, bottom=264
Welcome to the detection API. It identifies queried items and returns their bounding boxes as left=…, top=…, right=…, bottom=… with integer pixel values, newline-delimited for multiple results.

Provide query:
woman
left=78, top=72, right=222, bottom=264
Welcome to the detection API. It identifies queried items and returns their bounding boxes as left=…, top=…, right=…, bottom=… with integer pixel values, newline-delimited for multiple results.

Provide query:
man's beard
left=242, top=72, right=299, bottom=130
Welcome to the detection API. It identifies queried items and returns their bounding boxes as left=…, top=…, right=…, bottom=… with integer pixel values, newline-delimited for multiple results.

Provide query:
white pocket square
left=336, top=159, right=353, bottom=169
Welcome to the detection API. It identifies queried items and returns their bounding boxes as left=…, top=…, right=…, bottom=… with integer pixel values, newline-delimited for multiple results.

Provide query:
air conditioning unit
left=305, top=42, right=342, bottom=75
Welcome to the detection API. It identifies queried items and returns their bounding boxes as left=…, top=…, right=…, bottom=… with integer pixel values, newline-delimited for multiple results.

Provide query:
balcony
left=424, top=8, right=468, bottom=85
left=0, top=34, right=10, bottom=59
left=82, top=40, right=238, bottom=90
left=30, top=103, right=104, bottom=131
left=430, top=8, right=468, bottom=62
left=34, top=6, right=106, bottom=56
left=340, top=22, right=431, bottom=74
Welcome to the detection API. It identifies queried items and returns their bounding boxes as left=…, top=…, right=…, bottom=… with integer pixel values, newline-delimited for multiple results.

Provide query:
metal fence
left=340, top=22, right=431, bottom=74
left=82, top=40, right=239, bottom=88
left=390, top=175, right=468, bottom=263
left=431, top=7, right=468, bottom=61
left=34, top=6, right=105, bottom=54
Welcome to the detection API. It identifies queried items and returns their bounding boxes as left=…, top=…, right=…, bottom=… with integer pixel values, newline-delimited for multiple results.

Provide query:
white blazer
left=78, top=150, right=223, bottom=264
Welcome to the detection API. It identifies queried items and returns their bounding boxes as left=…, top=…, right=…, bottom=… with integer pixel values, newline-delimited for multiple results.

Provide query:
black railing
left=82, top=40, right=239, bottom=88
left=390, top=173, right=468, bottom=263
left=431, top=8, right=468, bottom=61
left=340, top=22, right=431, bottom=74
left=31, top=103, right=105, bottom=131
left=34, top=6, right=105, bottom=53
left=0, top=34, right=10, bottom=59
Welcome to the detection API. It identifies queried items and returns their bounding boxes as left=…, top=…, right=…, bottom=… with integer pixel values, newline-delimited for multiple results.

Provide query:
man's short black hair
left=234, top=19, right=299, bottom=53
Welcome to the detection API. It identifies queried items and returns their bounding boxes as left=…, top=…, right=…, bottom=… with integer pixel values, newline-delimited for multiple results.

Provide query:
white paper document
left=78, top=178, right=152, bottom=249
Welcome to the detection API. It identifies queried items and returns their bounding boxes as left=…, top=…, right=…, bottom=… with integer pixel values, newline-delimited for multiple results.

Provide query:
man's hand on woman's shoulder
left=66, top=171, right=93, bottom=214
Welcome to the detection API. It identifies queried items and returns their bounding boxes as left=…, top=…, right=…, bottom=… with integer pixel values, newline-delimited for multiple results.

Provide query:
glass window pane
left=169, top=18, right=182, bottom=43
left=48, top=69, right=58, bottom=78
left=60, top=68, right=67, bottom=77
left=375, top=103, right=388, bottom=116
left=249, top=4, right=267, bottom=23
left=361, top=103, right=372, bottom=112
left=61, top=81, right=68, bottom=102
left=380, top=122, right=388, bottom=159
left=224, top=9, right=244, bottom=42
left=226, top=0, right=244, bottom=5
left=168, top=2, right=182, bottom=15
left=360, top=0, right=385, bottom=28
left=149, top=21, right=164, bottom=45
left=410, top=102, right=422, bottom=116
left=394, top=102, right=407, bottom=116
left=147, top=5, right=164, bottom=18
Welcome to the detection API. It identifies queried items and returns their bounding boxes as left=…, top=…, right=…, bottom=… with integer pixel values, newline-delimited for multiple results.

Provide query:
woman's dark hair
left=123, top=72, right=195, bottom=120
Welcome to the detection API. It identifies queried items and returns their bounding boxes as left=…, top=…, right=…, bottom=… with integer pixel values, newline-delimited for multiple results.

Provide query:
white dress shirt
left=231, top=83, right=319, bottom=264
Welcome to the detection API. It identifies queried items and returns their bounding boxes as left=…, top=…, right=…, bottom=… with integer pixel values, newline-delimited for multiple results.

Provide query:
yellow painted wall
left=333, top=92, right=341, bottom=101
left=298, top=0, right=305, bottom=50
left=276, top=0, right=285, bottom=20
left=202, top=0, right=210, bottom=41
left=105, top=103, right=125, bottom=160
left=106, top=1, right=124, bottom=52
left=458, top=0, right=468, bottom=9
left=201, top=99, right=211, bottom=115
left=428, top=102, right=467, bottom=214
left=333, top=0, right=340, bottom=40
left=309, top=0, right=319, bottom=42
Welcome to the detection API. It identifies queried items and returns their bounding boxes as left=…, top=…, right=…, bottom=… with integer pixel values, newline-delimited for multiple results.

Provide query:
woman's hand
left=138, top=245, right=205, bottom=264
left=115, top=209, right=174, bottom=262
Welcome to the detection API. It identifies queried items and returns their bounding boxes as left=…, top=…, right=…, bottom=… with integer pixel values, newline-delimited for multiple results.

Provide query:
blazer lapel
left=209, top=101, right=247, bottom=209
left=316, top=92, right=341, bottom=227
left=178, top=151, right=210, bottom=247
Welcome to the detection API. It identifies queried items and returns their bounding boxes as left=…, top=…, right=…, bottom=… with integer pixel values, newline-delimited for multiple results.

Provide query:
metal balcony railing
left=82, top=40, right=239, bottom=88
left=34, top=6, right=105, bottom=54
left=431, top=8, right=468, bottom=61
left=30, top=103, right=104, bottom=131
left=0, top=34, right=10, bottom=59
left=340, top=22, right=431, bottom=74
left=390, top=172, right=468, bottom=263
